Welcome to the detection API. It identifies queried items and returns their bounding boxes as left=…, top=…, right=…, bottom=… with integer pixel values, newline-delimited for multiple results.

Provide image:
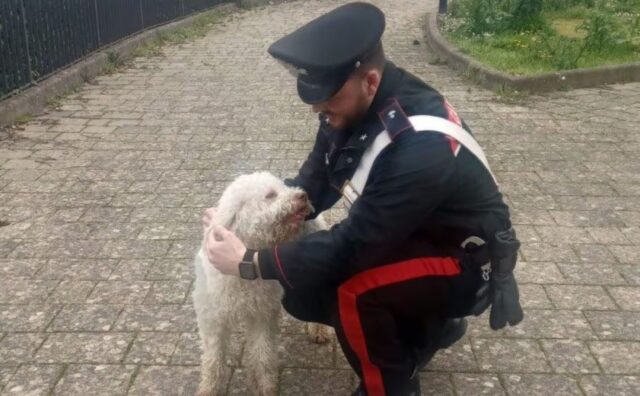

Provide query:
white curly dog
left=193, top=171, right=332, bottom=396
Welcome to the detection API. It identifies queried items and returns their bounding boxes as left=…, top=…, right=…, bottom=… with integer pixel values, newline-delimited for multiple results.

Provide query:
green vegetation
left=131, top=9, right=229, bottom=59
left=443, top=0, right=640, bottom=75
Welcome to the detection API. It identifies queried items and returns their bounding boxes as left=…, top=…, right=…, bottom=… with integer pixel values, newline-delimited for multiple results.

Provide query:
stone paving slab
left=1, top=0, right=639, bottom=394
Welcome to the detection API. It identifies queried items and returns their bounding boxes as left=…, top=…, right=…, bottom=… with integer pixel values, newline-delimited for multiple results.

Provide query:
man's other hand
left=205, top=224, right=246, bottom=277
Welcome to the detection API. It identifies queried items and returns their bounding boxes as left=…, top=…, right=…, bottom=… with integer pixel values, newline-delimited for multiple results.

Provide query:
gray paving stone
left=98, top=239, right=172, bottom=259
left=609, top=245, right=640, bottom=264
left=418, top=372, right=455, bottom=395
left=585, top=311, right=640, bottom=341
left=52, top=364, right=135, bottom=396
left=0, top=259, right=46, bottom=278
left=468, top=309, right=596, bottom=339
left=589, top=341, right=640, bottom=374
left=144, top=258, right=194, bottom=281
left=279, top=368, right=355, bottom=396
left=579, top=375, right=640, bottom=396
left=540, top=339, right=600, bottom=374
left=535, top=226, right=594, bottom=244
left=114, top=305, right=196, bottom=332
left=618, top=265, right=640, bottom=285
left=86, top=280, right=151, bottom=304
left=451, top=373, right=505, bottom=395
left=108, top=259, right=153, bottom=280
left=144, top=280, right=192, bottom=304
left=586, top=227, right=631, bottom=244
left=501, top=373, right=582, bottom=396
left=520, top=243, right=579, bottom=263
left=125, top=332, right=180, bottom=364
left=471, top=338, right=551, bottom=372
left=35, top=259, right=118, bottom=280
left=47, top=280, right=95, bottom=304
left=425, top=337, right=477, bottom=372
left=49, top=304, right=121, bottom=332
left=607, top=286, right=640, bottom=311
left=550, top=210, right=625, bottom=228
left=0, top=279, right=55, bottom=304
left=545, top=285, right=617, bottom=310
left=273, top=333, right=334, bottom=368
left=1, top=364, right=63, bottom=396
left=0, top=333, right=46, bottom=365
left=557, top=263, right=626, bottom=285
left=127, top=366, right=199, bottom=396
left=519, top=284, right=553, bottom=309
left=572, top=244, right=618, bottom=263
left=0, top=366, right=17, bottom=391
left=513, top=261, right=565, bottom=284
left=0, top=305, right=59, bottom=332
left=35, top=333, right=133, bottom=364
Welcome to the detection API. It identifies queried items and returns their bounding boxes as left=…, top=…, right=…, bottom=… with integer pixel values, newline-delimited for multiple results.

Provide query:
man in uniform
left=205, top=3, right=523, bottom=395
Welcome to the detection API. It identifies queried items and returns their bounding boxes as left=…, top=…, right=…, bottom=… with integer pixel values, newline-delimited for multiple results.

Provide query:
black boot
left=351, top=378, right=421, bottom=396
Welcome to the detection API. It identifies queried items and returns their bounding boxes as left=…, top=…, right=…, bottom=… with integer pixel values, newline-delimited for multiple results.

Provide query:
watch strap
left=242, top=249, right=257, bottom=264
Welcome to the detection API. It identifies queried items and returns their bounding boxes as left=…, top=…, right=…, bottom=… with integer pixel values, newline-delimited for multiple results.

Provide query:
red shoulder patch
left=444, top=99, right=461, bottom=155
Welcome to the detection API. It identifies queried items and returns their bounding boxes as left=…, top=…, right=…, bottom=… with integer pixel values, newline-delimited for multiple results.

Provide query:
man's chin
left=327, top=118, right=352, bottom=131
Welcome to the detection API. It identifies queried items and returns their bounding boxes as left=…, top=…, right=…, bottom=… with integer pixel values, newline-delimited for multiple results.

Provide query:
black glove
left=488, top=228, right=524, bottom=330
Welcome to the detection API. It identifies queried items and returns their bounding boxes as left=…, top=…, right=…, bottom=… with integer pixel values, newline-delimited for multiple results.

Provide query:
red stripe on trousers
left=338, top=257, right=461, bottom=396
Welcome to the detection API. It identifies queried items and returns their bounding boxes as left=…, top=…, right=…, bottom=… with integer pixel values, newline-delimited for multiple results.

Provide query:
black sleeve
left=259, top=134, right=456, bottom=290
left=284, top=126, right=332, bottom=219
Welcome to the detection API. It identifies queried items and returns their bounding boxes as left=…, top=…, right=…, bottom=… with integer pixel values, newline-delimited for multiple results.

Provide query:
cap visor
left=296, top=77, right=343, bottom=105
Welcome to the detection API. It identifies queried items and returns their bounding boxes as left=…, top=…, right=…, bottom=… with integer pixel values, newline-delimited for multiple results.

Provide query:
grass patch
left=444, top=0, right=640, bottom=75
left=103, top=51, right=124, bottom=74
left=13, top=114, right=33, bottom=125
left=131, top=8, right=229, bottom=59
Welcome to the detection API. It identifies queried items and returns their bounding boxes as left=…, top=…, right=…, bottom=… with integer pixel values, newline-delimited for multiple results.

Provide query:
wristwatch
left=238, top=249, right=259, bottom=280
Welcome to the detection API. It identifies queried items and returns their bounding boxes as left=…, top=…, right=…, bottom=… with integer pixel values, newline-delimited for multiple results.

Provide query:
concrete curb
left=424, top=12, right=640, bottom=93
left=0, top=3, right=237, bottom=127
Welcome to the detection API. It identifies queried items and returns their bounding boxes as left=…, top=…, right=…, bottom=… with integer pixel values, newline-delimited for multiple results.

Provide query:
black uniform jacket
left=258, top=61, right=511, bottom=291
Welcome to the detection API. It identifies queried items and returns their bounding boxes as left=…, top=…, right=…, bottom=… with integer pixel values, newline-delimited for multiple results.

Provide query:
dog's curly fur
left=193, top=172, right=332, bottom=396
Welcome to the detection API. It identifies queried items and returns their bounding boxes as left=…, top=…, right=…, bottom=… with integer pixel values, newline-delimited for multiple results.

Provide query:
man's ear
left=363, top=69, right=381, bottom=98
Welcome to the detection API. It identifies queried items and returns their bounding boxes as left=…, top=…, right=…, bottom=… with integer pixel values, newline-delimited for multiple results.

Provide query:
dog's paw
left=306, top=323, right=332, bottom=344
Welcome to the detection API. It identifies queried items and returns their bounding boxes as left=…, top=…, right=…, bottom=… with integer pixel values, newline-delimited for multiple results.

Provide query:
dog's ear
left=214, top=202, right=243, bottom=231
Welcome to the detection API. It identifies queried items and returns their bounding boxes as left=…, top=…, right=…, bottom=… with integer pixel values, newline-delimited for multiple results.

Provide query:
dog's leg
left=244, top=309, right=279, bottom=396
left=194, top=292, right=232, bottom=396
left=306, top=322, right=333, bottom=344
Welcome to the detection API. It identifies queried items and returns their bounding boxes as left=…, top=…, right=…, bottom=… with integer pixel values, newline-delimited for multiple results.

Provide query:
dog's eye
left=265, top=191, right=277, bottom=200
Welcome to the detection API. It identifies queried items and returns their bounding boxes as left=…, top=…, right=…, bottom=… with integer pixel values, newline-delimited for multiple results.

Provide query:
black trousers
left=282, top=253, right=484, bottom=396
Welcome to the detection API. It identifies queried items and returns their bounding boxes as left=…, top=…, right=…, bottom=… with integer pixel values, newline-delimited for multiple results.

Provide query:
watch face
left=239, top=262, right=258, bottom=280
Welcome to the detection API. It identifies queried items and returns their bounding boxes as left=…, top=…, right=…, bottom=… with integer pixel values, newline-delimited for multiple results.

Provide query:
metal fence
left=0, top=0, right=228, bottom=99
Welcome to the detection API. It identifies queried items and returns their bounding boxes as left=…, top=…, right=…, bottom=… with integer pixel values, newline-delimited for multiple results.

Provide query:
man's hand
left=202, top=207, right=217, bottom=233
left=205, top=224, right=246, bottom=277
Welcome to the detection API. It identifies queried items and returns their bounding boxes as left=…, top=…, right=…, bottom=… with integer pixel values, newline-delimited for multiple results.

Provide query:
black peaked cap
left=268, top=2, right=386, bottom=104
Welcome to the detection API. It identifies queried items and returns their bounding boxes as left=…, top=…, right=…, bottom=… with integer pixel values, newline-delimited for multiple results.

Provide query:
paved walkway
left=1, top=0, right=639, bottom=394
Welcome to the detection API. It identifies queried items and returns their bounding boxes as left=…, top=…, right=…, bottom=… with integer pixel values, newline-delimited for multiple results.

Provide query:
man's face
left=311, top=70, right=380, bottom=131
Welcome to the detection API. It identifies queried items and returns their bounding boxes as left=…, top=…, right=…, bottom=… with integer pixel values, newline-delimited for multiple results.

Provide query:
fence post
left=18, top=0, right=35, bottom=85
left=139, top=0, right=145, bottom=28
left=94, top=0, right=102, bottom=46
left=180, top=0, right=186, bottom=16
left=439, top=0, right=448, bottom=14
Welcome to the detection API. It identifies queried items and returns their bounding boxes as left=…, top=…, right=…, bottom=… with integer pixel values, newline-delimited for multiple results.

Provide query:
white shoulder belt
left=342, top=115, right=498, bottom=207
